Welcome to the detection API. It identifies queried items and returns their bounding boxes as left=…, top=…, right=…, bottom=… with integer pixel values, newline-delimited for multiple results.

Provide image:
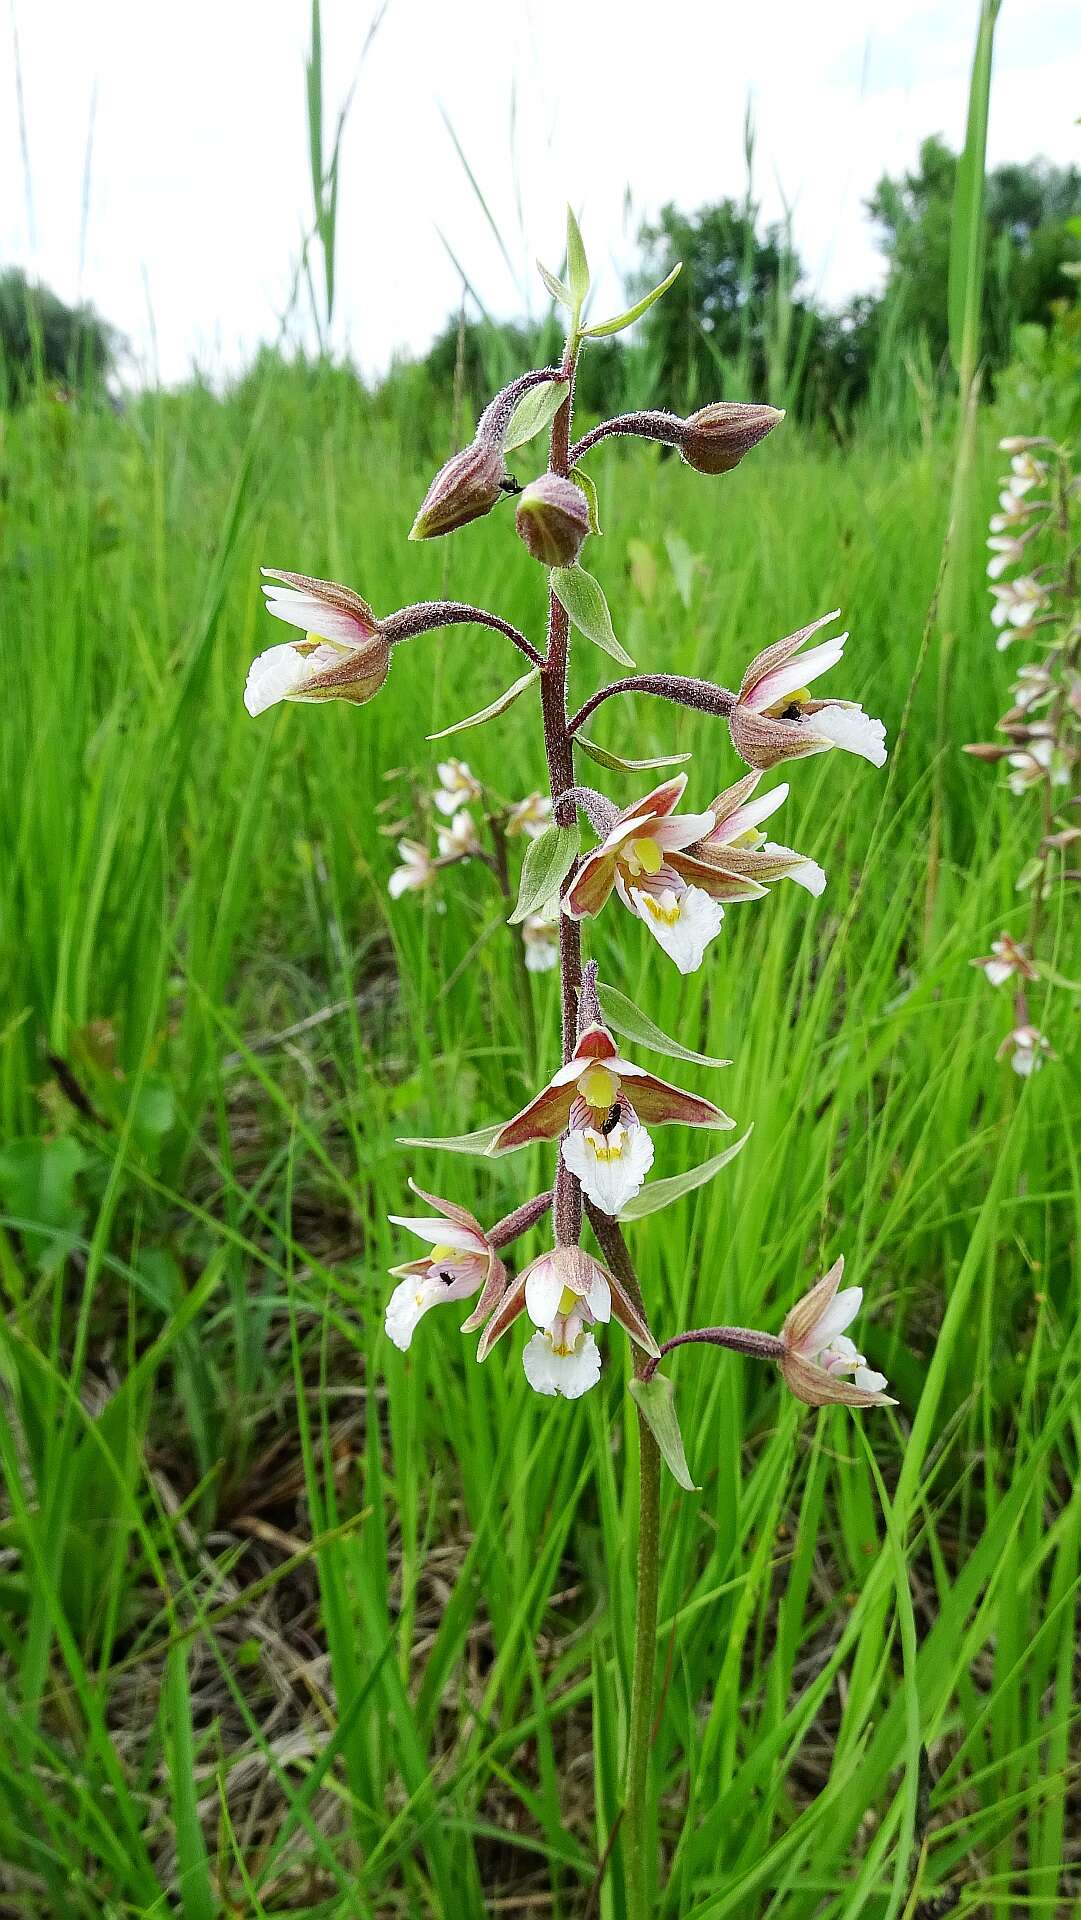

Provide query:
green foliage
left=0, top=354, right=1078, bottom=1914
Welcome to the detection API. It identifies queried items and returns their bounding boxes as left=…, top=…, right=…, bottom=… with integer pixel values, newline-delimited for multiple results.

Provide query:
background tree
left=868, top=135, right=1081, bottom=370
left=0, top=269, right=118, bottom=400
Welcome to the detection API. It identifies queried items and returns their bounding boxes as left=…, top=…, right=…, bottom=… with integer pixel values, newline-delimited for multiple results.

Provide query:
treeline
left=3, top=137, right=1078, bottom=424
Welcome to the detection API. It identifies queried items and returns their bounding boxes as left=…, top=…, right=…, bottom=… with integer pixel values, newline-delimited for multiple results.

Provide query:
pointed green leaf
left=397, top=1122, right=504, bottom=1156
left=537, top=260, right=574, bottom=311
left=504, top=378, right=570, bottom=453
left=428, top=667, right=539, bottom=740
left=570, top=463, right=602, bottom=535
left=566, top=206, right=590, bottom=307
left=577, top=736, right=691, bottom=775
left=629, top=1372, right=698, bottom=1492
left=596, top=982, right=730, bottom=1069
left=551, top=565, right=634, bottom=668
left=509, top=822, right=580, bottom=925
left=581, top=261, right=682, bottom=337
left=618, top=1131, right=753, bottom=1221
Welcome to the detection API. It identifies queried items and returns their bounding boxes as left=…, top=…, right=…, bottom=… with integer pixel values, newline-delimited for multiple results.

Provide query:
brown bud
left=680, top=402, right=784, bottom=475
left=515, top=474, right=590, bottom=567
left=409, top=439, right=507, bottom=541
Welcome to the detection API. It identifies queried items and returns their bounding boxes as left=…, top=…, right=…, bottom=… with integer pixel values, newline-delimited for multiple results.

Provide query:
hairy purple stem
left=642, top=1325, right=784, bottom=1381
left=567, top=674, right=736, bottom=736
left=489, top=1190, right=553, bottom=1251
left=569, top=410, right=684, bottom=464
left=381, top=600, right=543, bottom=669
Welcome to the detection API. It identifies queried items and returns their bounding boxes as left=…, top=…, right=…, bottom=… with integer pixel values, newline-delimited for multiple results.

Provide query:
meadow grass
left=0, top=367, right=1078, bottom=1918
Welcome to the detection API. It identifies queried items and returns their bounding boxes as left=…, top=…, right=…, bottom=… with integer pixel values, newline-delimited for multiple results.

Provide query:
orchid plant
left=966, top=434, right=1080, bottom=1075
left=243, top=213, right=893, bottom=1917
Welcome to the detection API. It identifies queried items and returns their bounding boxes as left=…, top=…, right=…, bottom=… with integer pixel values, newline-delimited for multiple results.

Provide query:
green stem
left=626, top=1407, right=661, bottom=1920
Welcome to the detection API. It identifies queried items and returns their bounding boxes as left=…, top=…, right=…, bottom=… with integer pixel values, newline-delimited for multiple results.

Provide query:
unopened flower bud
left=409, top=439, right=507, bottom=541
left=515, top=475, right=590, bottom=567
left=680, top=402, right=784, bottom=475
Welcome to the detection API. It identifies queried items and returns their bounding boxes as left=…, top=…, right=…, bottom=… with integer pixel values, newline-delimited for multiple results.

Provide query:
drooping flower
left=1008, top=664, right=1054, bottom=715
left=433, top=759, right=483, bottom=816
left=388, top=839, right=437, bottom=899
left=990, top=488, right=1044, bottom=533
left=997, top=1024, right=1054, bottom=1077
left=245, top=569, right=391, bottom=716
left=476, top=1244, right=659, bottom=1397
left=384, top=1184, right=507, bottom=1351
left=727, top=611, right=887, bottom=772
left=971, top=934, right=1037, bottom=987
left=1005, top=450, right=1049, bottom=494
left=563, top=774, right=763, bottom=973
left=990, top=576, right=1051, bottom=645
left=506, top=792, right=554, bottom=840
left=777, top=1257, right=895, bottom=1407
left=521, top=911, right=560, bottom=972
left=436, top=809, right=480, bottom=859
left=489, top=1017, right=731, bottom=1216
left=986, top=533, right=1031, bottom=579
left=685, top=771, right=826, bottom=897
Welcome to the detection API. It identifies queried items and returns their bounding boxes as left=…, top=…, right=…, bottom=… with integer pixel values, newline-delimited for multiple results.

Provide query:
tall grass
left=0, top=354, right=1077, bottom=1915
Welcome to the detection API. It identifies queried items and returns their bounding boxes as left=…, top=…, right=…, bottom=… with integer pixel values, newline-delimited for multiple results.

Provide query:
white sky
left=3, top=0, right=1079, bottom=386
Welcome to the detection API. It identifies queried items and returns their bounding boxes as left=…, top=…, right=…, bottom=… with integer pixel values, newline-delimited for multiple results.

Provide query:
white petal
left=433, top=790, right=460, bottom=815
left=524, top=938, right=559, bottom=972
left=760, top=842, right=827, bottom=896
left=525, top=1256, right=565, bottom=1330
left=854, top=1366, right=887, bottom=1393
left=261, top=587, right=372, bottom=646
left=986, top=553, right=1011, bottom=579
left=1011, top=1046, right=1040, bottom=1077
left=561, top=1124, right=655, bottom=1217
left=387, top=1215, right=482, bottom=1254
left=384, top=1275, right=444, bottom=1351
left=982, top=958, right=1013, bottom=986
left=244, top=643, right=314, bottom=716
left=810, top=705, right=887, bottom=767
left=718, top=783, right=790, bottom=840
left=753, top=637, right=847, bottom=709
left=522, top=1330, right=602, bottom=1399
left=651, top=810, right=718, bottom=852
left=628, top=885, right=724, bottom=974
left=804, top=1285, right=863, bottom=1354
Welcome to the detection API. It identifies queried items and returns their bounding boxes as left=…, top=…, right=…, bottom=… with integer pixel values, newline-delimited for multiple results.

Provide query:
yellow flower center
left=557, top=1285, right=580, bottom=1315
left=638, top=893, right=682, bottom=928
left=620, top=835, right=664, bottom=878
left=429, top=1243, right=457, bottom=1263
left=586, top=1131, right=626, bottom=1162
left=578, top=1063, right=619, bottom=1112
left=765, top=685, right=810, bottom=717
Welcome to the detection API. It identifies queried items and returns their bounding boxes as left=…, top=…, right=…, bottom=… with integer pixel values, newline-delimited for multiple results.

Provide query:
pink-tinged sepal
left=738, top=610, right=842, bottom=705
left=564, top=847, right=619, bottom=919
left=608, top=1274, right=661, bottom=1357
left=623, top=1074, right=734, bottom=1129
left=476, top=1274, right=529, bottom=1360
left=488, top=1081, right=576, bottom=1154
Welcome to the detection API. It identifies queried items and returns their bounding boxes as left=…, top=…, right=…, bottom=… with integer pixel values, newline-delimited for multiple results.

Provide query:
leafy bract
left=582, top=262, right=683, bottom=338
left=618, top=1132, right=753, bottom=1221
left=428, top=668, right=539, bottom=740
left=596, top=982, right=730, bottom=1069
left=509, top=822, right=580, bottom=924
left=504, top=379, right=570, bottom=453
left=551, top=566, right=634, bottom=668
left=629, top=1372, right=698, bottom=1491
